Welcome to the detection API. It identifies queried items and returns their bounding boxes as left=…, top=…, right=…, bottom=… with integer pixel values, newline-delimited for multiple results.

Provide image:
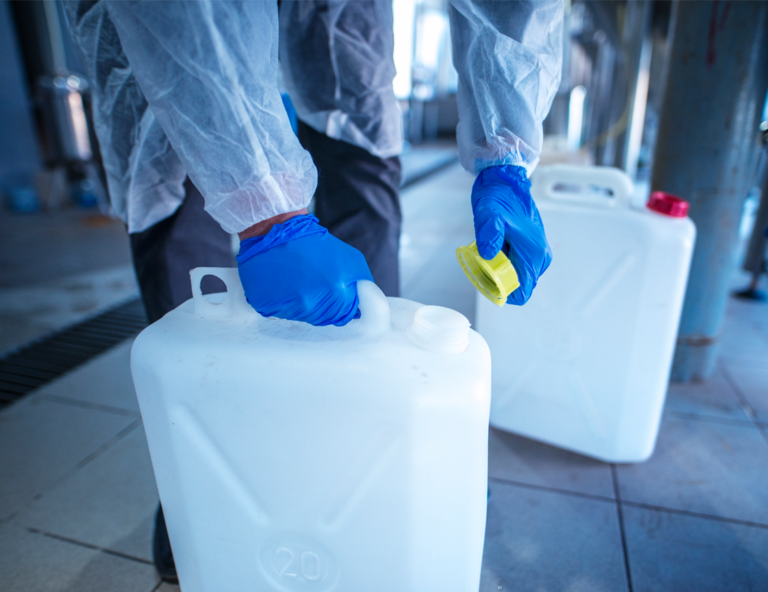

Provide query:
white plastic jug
left=476, top=165, right=695, bottom=463
left=131, top=270, right=491, bottom=592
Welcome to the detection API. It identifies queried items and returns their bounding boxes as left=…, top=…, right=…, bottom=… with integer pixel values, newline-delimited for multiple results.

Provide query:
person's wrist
left=238, top=208, right=309, bottom=241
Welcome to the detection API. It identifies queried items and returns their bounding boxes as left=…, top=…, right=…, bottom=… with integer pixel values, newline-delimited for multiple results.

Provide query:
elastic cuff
left=478, top=164, right=529, bottom=182
left=473, top=155, right=540, bottom=176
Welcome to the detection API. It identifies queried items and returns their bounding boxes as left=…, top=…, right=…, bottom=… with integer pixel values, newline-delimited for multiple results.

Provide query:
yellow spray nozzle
left=456, top=241, right=520, bottom=307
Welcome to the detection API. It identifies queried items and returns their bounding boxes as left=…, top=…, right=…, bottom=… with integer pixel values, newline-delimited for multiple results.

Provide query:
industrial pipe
left=651, top=1, right=768, bottom=381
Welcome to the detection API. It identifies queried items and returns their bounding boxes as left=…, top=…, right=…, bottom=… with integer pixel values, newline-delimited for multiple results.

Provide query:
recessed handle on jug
left=531, top=164, right=633, bottom=209
left=356, top=280, right=390, bottom=337
left=190, top=270, right=388, bottom=332
left=190, top=267, right=250, bottom=319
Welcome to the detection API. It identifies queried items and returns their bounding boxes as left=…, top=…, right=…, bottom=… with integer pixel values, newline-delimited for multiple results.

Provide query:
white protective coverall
left=65, top=0, right=562, bottom=235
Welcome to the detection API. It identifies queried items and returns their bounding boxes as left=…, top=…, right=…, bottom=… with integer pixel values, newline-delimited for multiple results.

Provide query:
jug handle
left=190, top=267, right=251, bottom=319
left=530, top=164, right=633, bottom=209
left=356, top=280, right=390, bottom=337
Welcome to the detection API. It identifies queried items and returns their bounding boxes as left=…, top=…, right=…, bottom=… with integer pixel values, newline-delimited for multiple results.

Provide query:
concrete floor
left=0, top=208, right=138, bottom=356
left=2, top=163, right=768, bottom=591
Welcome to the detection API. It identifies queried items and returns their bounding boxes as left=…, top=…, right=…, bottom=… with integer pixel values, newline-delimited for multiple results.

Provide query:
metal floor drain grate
left=0, top=298, right=147, bottom=408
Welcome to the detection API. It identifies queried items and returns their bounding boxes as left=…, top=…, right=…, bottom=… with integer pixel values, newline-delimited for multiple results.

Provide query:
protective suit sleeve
left=103, top=0, right=318, bottom=234
left=448, top=0, right=563, bottom=174
left=279, top=0, right=402, bottom=159
left=63, top=1, right=187, bottom=234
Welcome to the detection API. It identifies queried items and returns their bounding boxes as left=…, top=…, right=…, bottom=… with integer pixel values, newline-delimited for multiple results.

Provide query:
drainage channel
left=0, top=298, right=148, bottom=409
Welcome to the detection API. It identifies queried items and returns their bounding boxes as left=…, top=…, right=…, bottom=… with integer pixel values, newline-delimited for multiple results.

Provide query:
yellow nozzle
left=456, top=241, right=520, bottom=307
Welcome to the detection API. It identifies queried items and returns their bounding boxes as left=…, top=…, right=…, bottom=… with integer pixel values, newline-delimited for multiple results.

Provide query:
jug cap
left=456, top=241, right=520, bottom=307
left=647, top=192, right=689, bottom=218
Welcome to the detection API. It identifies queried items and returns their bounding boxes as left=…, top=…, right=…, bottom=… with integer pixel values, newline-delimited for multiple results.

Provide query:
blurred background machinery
left=392, top=0, right=671, bottom=177
left=650, top=1, right=768, bottom=380
left=0, top=0, right=699, bottom=210
left=3, top=0, right=106, bottom=213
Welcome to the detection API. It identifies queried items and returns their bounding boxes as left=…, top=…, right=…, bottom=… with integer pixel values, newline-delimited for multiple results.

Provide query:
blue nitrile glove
left=237, top=215, right=373, bottom=327
left=471, top=165, right=552, bottom=306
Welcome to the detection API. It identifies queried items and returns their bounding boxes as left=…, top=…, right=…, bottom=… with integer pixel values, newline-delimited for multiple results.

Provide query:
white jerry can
left=477, top=165, right=696, bottom=463
left=131, top=270, right=491, bottom=592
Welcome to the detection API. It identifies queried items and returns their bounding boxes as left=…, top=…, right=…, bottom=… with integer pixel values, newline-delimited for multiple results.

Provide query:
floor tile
left=753, top=314, right=768, bottom=336
left=720, top=353, right=767, bottom=373
left=401, top=230, right=474, bottom=283
left=14, top=426, right=158, bottom=562
left=0, top=523, right=158, bottom=592
left=718, top=314, right=768, bottom=364
left=0, top=209, right=132, bottom=289
left=488, top=428, right=616, bottom=499
left=724, top=294, right=768, bottom=325
left=399, top=232, right=446, bottom=290
left=623, top=505, right=768, bottom=592
left=400, top=167, right=473, bottom=244
left=720, top=360, right=768, bottom=423
left=33, top=340, right=140, bottom=414
left=616, top=416, right=768, bottom=525
left=479, top=482, right=627, bottom=592
left=402, top=242, right=477, bottom=321
left=0, top=265, right=139, bottom=357
left=664, top=365, right=751, bottom=422
left=400, top=142, right=458, bottom=187
left=399, top=163, right=476, bottom=318
left=0, top=397, right=138, bottom=520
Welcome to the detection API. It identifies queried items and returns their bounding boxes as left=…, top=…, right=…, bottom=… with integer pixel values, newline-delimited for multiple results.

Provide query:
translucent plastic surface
left=131, top=274, right=491, bottom=591
left=477, top=165, right=696, bottom=463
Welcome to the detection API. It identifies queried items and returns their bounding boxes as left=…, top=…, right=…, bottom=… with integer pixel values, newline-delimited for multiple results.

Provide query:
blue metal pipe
left=650, top=0, right=768, bottom=382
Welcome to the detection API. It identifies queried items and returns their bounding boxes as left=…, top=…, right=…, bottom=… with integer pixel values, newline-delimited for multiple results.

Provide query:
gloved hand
left=237, top=215, right=373, bottom=326
left=471, top=165, right=552, bottom=306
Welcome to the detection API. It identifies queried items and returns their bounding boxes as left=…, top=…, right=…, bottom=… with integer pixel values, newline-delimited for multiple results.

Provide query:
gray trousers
left=298, top=121, right=402, bottom=297
left=130, top=179, right=235, bottom=324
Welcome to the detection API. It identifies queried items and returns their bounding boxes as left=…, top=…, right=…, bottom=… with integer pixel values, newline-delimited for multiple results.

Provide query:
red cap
left=647, top=192, right=689, bottom=218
